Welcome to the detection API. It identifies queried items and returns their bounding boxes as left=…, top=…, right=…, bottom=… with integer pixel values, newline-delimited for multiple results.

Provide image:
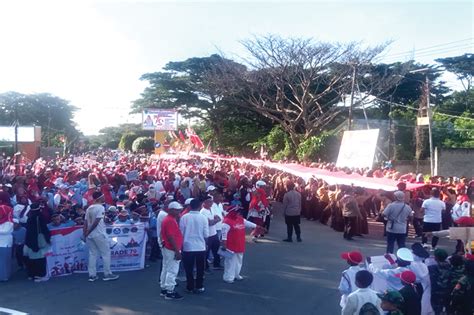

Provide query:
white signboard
left=336, top=129, right=379, bottom=169
left=0, top=126, right=36, bottom=142
left=142, top=109, right=178, bottom=131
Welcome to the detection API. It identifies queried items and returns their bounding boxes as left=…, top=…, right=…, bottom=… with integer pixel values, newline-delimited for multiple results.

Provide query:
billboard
left=336, top=129, right=379, bottom=169
left=142, top=109, right=178, bottom=131
left=0, top=126, right=37, bottom=142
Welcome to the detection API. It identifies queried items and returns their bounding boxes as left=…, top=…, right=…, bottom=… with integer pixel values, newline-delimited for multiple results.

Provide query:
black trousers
left=386, top=232, right=406, bottom=254
left=25, top=257, right=47, bottom=278
left=412, top=218, right=424, bottom=237
left=13, top=244, right=25, bottom=268
left=422, top=222, right=441, bottom=248
left=343, top=216, right=357, bottom=239
left=182, top=251, right=206, bottom=291
left=206, top=234, right=220, bottom=268
left=285, top=215, right=301, bottom=240
left=149, top=237, right=161, bottom=261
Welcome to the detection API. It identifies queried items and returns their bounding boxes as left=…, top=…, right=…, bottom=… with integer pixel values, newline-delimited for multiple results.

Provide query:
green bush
left=119, top=133, right=138, bottom=151
left=132, top=137, right=155, bottom=153
left=296, top=132, right=340, bottom=162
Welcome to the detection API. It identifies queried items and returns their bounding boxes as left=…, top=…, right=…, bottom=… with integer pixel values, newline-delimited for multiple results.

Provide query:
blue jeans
left=386, top=232, right=406, bottom=254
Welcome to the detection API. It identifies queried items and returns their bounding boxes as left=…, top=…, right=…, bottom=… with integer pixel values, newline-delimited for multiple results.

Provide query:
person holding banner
left=84, top=192, right=119, bottom=282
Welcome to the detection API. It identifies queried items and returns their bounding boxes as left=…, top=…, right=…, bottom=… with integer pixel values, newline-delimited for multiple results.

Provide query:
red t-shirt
left=161, top=215, right=183, bottom=251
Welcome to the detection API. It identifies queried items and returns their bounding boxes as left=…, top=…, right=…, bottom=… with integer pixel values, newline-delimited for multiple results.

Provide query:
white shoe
left=34, top=276, right=50, bottom=283
left=235, top=275, right=244, bottom=281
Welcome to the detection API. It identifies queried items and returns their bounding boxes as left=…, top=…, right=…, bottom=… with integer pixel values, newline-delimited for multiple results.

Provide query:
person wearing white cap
left=383, top=190, right=413, bottom=254
left=159, top=201, right=184, bottom=300
left=368, top=248, right=415, bottom=291
left=84, top=192, right=119, bottom=282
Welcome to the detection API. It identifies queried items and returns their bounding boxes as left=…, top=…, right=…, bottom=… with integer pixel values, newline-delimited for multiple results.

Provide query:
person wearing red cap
left=396, top=270, right=423, bottom=315
left=338, top=251, right=365, bottom=308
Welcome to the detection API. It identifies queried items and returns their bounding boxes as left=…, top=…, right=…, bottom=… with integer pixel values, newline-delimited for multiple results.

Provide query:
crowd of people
left=339, top=245, right=474, bottom=315
left=0, top=149, right=473, bottom=310
left=0, top=150, right=293, bottom=298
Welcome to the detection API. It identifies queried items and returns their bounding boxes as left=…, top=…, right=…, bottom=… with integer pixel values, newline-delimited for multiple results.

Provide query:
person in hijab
left=23, top=203, right=51, bottom=282
left=0, top=203, right=14, bottom=281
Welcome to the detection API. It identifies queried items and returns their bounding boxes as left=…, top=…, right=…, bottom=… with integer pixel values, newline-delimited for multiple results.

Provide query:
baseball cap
left=396, top=248, right=414, bottom=262
left=395, top=270, right=416, bottom=284
left=206, top=185, right=216, bottom=192
left=256, top=180, right=266, bottom=187
left=341, top=251, right=363, bottom=264
left=393, top=191, right=405, bottom=201
left=434, top=248, right=448, bottom=261
left=168, top=201, right=184, bottom=210
left=184, top=198, right=194, bottom=206
left=377, top=291, right=404, bottom=307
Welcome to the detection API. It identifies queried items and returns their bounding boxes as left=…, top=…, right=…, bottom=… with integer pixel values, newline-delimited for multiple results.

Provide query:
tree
left=218, top=35, right=404, bottom=147
left=132, top=137, right=155, bottom=153
left=436, top=53, right=474, bottom=91
left=86, top=123, right=150, bottom=149
left=0, top=92, right=80, bottom=149
left=132, top=55, right=249, bottom=147
left=119, top=133, right=139, bottom=151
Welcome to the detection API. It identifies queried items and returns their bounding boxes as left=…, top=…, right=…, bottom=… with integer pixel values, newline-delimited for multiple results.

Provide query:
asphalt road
left=0, top=204, right=454, bottom=315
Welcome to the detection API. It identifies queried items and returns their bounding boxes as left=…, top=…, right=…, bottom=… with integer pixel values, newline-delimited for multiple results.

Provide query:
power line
left=381, top=38, right=473, bottom=58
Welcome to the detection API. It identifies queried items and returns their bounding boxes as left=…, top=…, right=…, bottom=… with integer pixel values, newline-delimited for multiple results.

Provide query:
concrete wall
left=435, top=148, right=474, bottom=178
left=394, top=160, right=431, bottom=175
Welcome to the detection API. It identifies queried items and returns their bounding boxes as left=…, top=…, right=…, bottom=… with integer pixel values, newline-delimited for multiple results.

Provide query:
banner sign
left=336, top=129, right=380, bottom=169
left=126, top=170, right=139, bottom=182
left=46, top=224, right=147, bottom=277
left=142, top=109, right=178, bottom=131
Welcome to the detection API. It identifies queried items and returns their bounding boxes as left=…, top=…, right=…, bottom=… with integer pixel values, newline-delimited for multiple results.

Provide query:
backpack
left=359, top=302, right=381, bottom=315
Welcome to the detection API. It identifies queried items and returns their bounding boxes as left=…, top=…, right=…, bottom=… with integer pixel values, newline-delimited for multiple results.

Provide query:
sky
left=0, top=0, right=472, bottom=135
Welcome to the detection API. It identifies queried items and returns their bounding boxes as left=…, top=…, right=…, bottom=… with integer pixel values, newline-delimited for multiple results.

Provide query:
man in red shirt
left=160, top=201, right=184, bottom=300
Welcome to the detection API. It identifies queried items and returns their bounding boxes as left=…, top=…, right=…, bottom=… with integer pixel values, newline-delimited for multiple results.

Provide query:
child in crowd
left=428, top=249, right=451, bottom=314
left=338, top=250, right=364, bottom=308
left=396, top=270, right=423, bottom=315
left=378, top=290, right=405, bottom=315
left=342, top=270, right=383, bottom=315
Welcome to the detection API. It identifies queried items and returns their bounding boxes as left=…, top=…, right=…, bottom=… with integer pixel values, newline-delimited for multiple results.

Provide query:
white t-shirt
left=200, top=207, right=217, bottom=236
left=341, top=288, right=383, bottom=315
left=179, top=211, right=209, bottom=252
left=85, top=204, right=106, bottom=239
left=211, top=203, right=225, bottom=231
left=422, top=197, right=445, bottom=223
left=156, top=210, right=168, bottom=243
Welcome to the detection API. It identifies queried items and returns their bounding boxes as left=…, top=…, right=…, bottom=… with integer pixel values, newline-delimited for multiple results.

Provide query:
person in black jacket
left=396, top=270, right=423, bottom=315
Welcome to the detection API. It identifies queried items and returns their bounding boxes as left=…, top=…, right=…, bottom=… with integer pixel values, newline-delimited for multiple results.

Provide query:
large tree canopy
left=216, top=35, right=406, bottom=146
left=436, top=53, right=474, bottom=91
left=0, top=92, right=80, bottom=147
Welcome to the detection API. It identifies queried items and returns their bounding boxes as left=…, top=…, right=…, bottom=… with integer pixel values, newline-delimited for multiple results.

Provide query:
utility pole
left=348, top=65, right=357, bottom=130
left=426, top=76, right=435, bottom=176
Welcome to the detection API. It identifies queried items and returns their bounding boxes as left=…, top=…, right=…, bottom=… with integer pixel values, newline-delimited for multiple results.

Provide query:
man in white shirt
left=201, top=196, right=222, bottom=270
left=342, top=270, right=383, bottom=315
left=84, top=192, right=119, bottom=282
left=421, top=188, right=445, bottom=249
left=180, top=199, right=209, bottom=293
